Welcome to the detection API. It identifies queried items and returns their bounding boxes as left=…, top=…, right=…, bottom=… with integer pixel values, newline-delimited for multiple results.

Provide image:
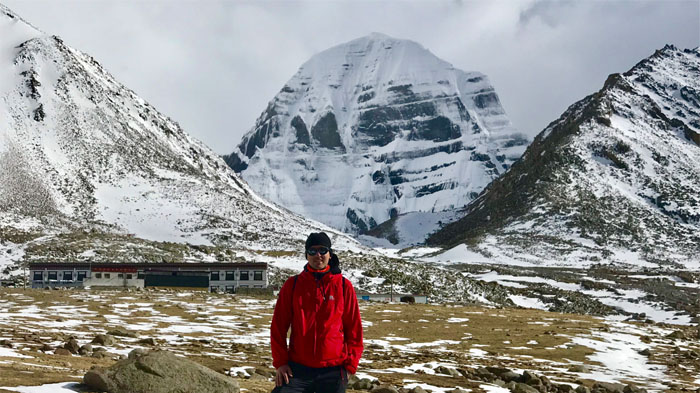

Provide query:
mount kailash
left=224, top=33, right=530, bottom=240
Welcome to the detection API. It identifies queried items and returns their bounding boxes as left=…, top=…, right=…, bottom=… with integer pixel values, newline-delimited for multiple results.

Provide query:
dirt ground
left=0, top=288, right=698, bottom=392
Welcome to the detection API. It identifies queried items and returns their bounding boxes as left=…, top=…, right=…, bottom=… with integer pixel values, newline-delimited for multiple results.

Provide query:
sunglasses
left=306, top=247, right=330, bottom=256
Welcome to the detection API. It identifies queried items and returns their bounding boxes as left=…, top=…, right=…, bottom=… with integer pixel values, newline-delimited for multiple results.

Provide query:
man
left=270, top=232, right=363, bottom=393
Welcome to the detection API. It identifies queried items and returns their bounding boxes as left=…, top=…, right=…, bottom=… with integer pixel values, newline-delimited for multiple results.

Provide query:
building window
left=104, top=273, right=111, bottom=279
left=48, top=271, right=57, bottom=281
left=210, top=286, right=218, bottom=293
left=137, top=272, right=145, bottom=279
left=254, top=271, right=263, bottom=281
left=240, top=271, right=249, bottom=281
left=33, top=271, right=43, bottom=281
left=211, top=271, right=220, bottom=281
left=95, top=273, right=102, bottom=279
left=240, top=285, right=249, bottom=288
left=77, top=271, right=87, bottom=281
left=63, top=271, right=73, bottom=281
left=225, top=271, right=235, bottom=281
left=225, top=286, right=234, bottom=293
left=126, top=274, right=133, bottom=280
left=118, top=273, right=124, bottom=279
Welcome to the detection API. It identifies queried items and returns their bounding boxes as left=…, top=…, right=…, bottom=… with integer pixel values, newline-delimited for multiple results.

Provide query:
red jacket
left=270, top=260, right=363, bottom=373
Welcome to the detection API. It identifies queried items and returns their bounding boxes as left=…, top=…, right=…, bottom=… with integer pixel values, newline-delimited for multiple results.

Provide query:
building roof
left=28, top=262, right=268, bottom=270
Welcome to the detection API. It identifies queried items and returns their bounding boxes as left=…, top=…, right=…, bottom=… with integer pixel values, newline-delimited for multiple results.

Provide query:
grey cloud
left=2, top=0, right=699, bottom=154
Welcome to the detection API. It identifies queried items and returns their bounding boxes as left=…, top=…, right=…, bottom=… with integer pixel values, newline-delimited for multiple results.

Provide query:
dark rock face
left=311, top=112, right=344, bottom=150
left=83, top=350, right=240, bottom=393
left=408, top=116, right=461, bottom=142
left=291, top=115, right=311, bottom=145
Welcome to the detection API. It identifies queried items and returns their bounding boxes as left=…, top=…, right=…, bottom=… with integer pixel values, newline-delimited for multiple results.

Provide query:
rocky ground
left=450, top=263, right=700, bottom=325
left=0, top=288, right=698, bottom=393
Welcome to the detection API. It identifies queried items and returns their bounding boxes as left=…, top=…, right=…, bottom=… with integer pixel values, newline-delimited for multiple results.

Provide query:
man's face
left=306, top=245, right=331, bottom=270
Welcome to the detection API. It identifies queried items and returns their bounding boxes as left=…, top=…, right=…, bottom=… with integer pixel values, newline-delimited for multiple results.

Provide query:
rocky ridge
left=0, top=4, right=362, bottom=273
left=428, top=45, right=700, bottom=268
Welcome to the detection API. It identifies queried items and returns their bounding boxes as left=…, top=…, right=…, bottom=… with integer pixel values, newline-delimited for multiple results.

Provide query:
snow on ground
left=0, top=382, right=83, bottom=393
left=480, top=384, right=510, bottom=393
left=569, top=328, right=667, bottom=390
left=0, top=347, right=32, bottom=359
left=94, top=176, right=212, bottom=245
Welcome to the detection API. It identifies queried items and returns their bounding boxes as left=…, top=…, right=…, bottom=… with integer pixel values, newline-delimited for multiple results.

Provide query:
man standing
left=270, top=232, right=363, bottom=393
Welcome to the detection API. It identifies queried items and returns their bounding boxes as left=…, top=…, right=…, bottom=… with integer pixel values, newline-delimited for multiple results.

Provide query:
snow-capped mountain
left=428, top=45, right=700, bottom=269
left=0, top=4, right=360, bottom=269
left=224, top=33, right=529, bottom=235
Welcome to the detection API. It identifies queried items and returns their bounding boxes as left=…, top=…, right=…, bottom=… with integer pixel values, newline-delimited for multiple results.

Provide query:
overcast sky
left=5, top=0, right=699, bottom=154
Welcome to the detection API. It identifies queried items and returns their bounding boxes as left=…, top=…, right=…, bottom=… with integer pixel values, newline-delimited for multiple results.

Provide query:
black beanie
left=305, top=232, right=332, bottom=250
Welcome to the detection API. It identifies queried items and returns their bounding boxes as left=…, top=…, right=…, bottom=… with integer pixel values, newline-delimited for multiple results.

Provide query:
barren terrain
left=0, top=289, right=698, bottom=393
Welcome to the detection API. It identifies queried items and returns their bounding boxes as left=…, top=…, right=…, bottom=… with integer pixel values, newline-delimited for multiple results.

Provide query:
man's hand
left=275, top=364, right=293, bottom=387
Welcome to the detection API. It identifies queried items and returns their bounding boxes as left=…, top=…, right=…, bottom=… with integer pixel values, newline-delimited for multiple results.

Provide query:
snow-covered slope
left=0, top=4, right=360, bottom=270
left=428, top=45, right=700, bottom=269
left=224, top=33, right=529, bottom=236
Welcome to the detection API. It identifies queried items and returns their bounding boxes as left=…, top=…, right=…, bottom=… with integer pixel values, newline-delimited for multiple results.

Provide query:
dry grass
left=0, top=288, right=698, bottom=392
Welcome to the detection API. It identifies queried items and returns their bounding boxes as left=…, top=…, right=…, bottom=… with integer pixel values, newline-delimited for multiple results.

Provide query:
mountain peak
left=429, top=44, right=700, bottom=268
left=226, top=35, right=528, bottom=236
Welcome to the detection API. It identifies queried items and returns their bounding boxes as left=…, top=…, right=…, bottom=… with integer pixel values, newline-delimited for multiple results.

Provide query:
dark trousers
left=273, top=361, right=347, bottom=393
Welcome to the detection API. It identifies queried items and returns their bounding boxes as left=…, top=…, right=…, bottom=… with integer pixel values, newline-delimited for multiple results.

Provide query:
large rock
left=83, top=350, right=239, bottom=393
left=107, top=327, right=138, bottom=338
left=371, top=386, right=399, bottom=393
left=64, top=338, right=80, bottom=354
left=509, top=383, right=540, bottom=393
left=92, top=334, right=117, bottom=346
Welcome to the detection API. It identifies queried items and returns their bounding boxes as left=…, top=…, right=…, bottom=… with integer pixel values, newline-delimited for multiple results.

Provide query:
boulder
left=371, top=386, right=399, bottom=393
left=473, top=367, right=496, bottom=382
left=435, top=366, right=461, bottom=377
left=55, top=348, right=72, bottom=356
left=592, top=382, right=624, bottom=393
left=347, top=374, right=360, bottom=389
left=107, top=327, right=138, bottom=338
left=254, top=366, right=275, bottom=378
left=623, top=385, right=647, bottom=393
left=248, top=373, right=268, bottom=381
left=511, top=383, right=540, bottom=393
left=92, top=334, right=117, bottom=346
left=79, top=344, right=93, bottom=356
left=138, top=338, right=157, bottom=346
left=575, top=386, right=591, bottom=393
left=408, top=387, right=428, bottom=393
left=558, top=385, right=575, bottom=393
left=64, top=338, right=80, bottom=354
left=83, top=350, right=240, bottom=393
left=500, top=371, right=521, bottom=382
left=128, top=348, right=149, bottom=359
left=356, top=378, right=374, bottom=390
left=568, top=365, right=590, bottom=373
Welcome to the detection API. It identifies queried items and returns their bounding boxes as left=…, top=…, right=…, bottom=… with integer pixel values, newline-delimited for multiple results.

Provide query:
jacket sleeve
left=342, top=280, right=364, bottom=374
left=270, top=277, right=294, bottom=369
